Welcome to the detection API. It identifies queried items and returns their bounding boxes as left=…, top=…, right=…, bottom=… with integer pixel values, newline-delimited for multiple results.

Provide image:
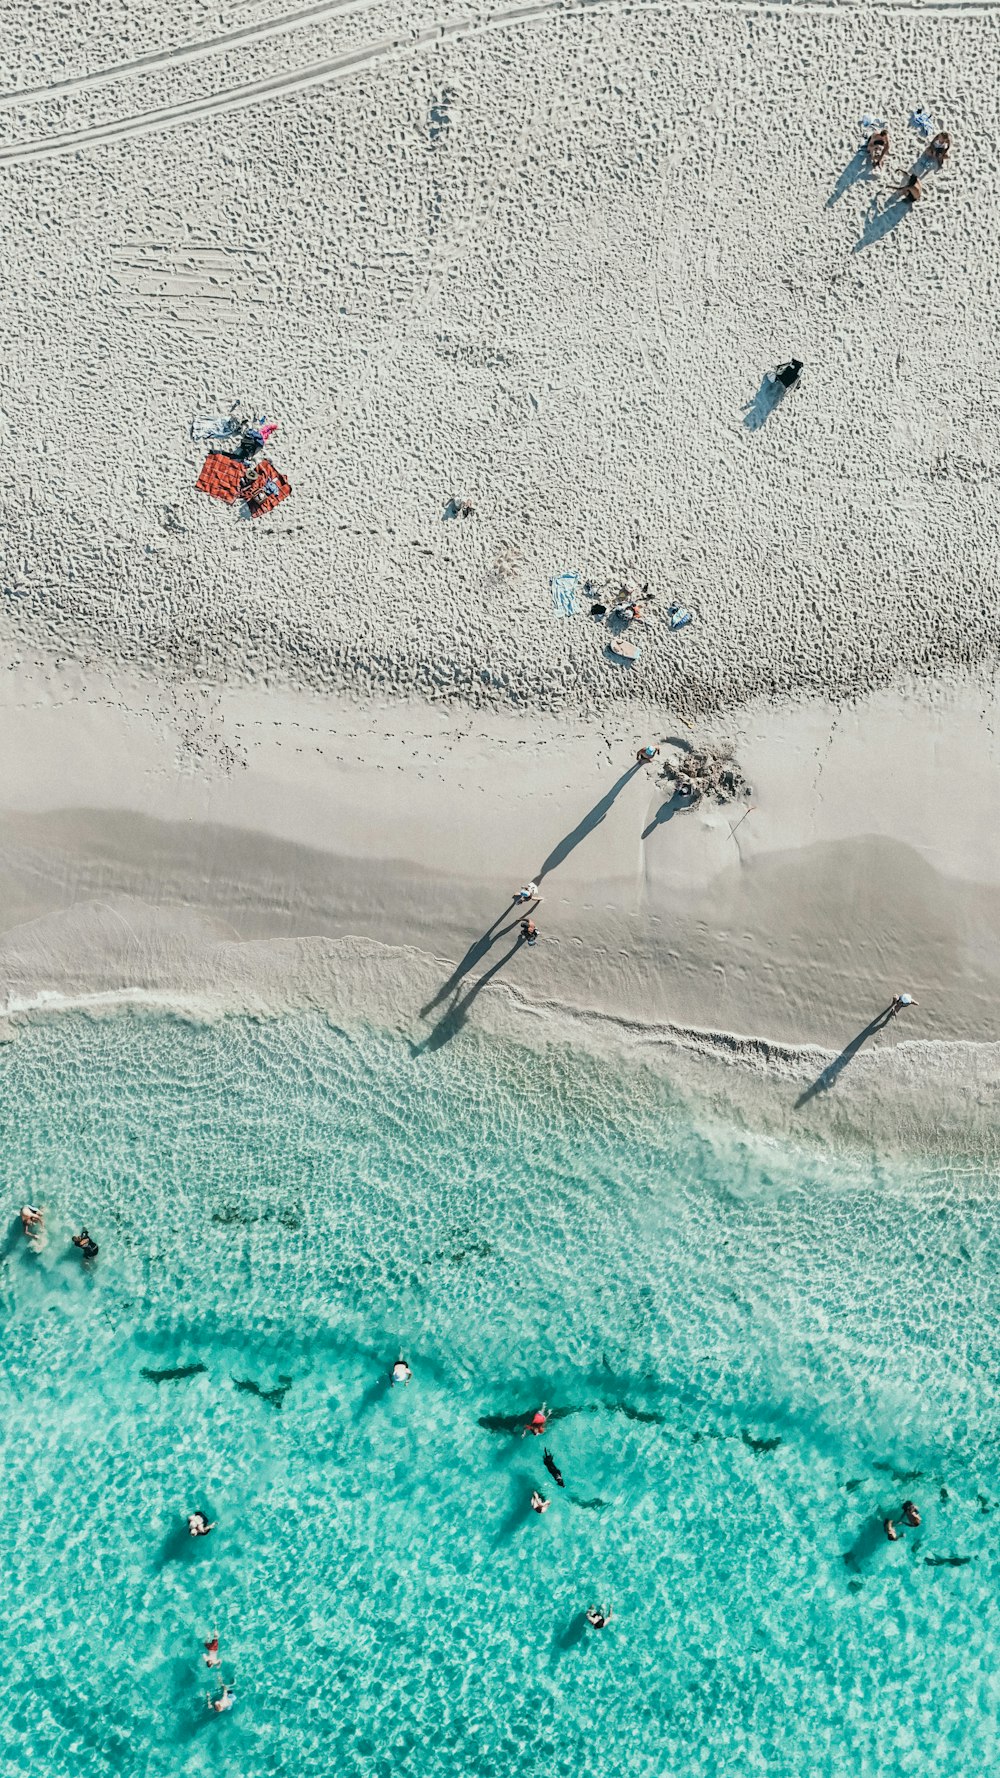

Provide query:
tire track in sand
left=0, top=0, right=994, bottom=167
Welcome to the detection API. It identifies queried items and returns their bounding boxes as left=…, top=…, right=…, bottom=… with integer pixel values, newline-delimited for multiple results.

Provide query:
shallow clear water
left=1, top=1013, right=999, bottom=1778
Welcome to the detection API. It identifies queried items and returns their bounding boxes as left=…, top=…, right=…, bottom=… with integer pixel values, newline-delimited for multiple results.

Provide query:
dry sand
left=0, top=2, right=998, bottom=1149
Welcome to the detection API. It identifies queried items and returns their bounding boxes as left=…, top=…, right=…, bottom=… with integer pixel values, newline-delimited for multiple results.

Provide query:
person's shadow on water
left=155, top=1519, right=218, bottom=1572
left=412, top=938, right=524, bottom=1055
left=419, top=908, right=521, bottom=1018
left=550, top=1611, right=590, bottom=1665
left=493, top=1473, right=539, bottom=1548
left=795, top=1007, right=895, bottom=1107
left=843, top=1515, right=893, bottom=1572
left=535, top=765, right=642, bottom=880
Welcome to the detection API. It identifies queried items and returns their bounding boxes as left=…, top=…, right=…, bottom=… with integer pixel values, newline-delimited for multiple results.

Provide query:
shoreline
left=1, top=656, right=998, bottom=1157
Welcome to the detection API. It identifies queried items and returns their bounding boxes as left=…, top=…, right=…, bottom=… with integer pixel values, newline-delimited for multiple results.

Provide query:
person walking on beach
left=513, top=882, right=540, bottom=904
left=927, top=131, right=950, bottom=166
left=637, top=744, right=660, bottom=765
left=530, top=1490, right=550, bottom=1515
left=768, top=360, right=803, bottom=391
left=520, top=919, right=538, bottom=947
left=889, top=993, right=918, bottom=1017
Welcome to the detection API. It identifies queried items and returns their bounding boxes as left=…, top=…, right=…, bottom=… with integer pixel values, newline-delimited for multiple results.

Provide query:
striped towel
left=550, top=571, right=581, bottom=617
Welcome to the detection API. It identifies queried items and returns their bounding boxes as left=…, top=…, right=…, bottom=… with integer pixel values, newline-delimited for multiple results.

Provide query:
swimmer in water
left=902, top=1500, right=921, bottom=1527
left=543, top=1449, right=565, bottom=1488
left=522, top=1404, right=548, bottom=1438
left=188, top=1511, right=217, bottom=1538
left=586, top=1605, right=613, bottom=1629
left=530, top=1490, right=550, bottom=1515
left=207, top=1683, right=236, bottom=1713
left=72, top=1228, right=99, bottom=1259
left=884, top=1518, right=900, bottom=1541
left=204, top=1631, right=221, bottom=1669
left=391, top=1356, right=412, bottom=1386
left=20, top=1204, right=46, bottom=1249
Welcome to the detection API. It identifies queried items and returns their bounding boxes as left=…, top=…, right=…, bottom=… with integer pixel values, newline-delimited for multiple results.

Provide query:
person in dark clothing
left=543, top=1449, right=565, bottom=1488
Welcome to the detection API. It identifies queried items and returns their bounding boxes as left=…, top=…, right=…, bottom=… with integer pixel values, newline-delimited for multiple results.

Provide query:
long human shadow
left=411, top=937, right=523, bottom=1055
left=419, top=907, right=521, bottom=1017
left=536, top=764, right=642, bottom=880
left=795, top=1007, right=894, bottom=1106
left=826, top=146, right=871, bottom=208
left=853, top=191, right=913, bottom=253
left=742, top=375, right=787, bottom=432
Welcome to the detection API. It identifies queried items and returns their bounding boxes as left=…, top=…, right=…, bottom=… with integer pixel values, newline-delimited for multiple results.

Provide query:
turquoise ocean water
left=1, top=1012, right=998, bottom=1777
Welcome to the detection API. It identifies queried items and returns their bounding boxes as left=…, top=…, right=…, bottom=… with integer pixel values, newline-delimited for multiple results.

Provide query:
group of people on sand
left=18, top=1203, right=98, bottom=1258
left=865, top=118, right=950, bottom=206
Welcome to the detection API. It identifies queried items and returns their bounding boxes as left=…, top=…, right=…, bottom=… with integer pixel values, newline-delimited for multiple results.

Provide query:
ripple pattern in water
left=1, top=1013, right=998, bottom=1778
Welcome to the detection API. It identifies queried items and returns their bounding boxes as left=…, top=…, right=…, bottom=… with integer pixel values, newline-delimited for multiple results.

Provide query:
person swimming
left=204, top=1630, right=221, bottom=1669
left=188, top=1511, right=217, bottom=1538
left=902, top=1500, right=921, bottom=1527
left=543, top=1448, right=565, bottom=1488
left=522, top=1404, right=548, bottom=1437
left=391, top=1357, right=412, bottom=1386
left=586, top=1605, right=613, bottom=1629
left=884, top=1518, right=900, bottom=1541
left=530, top=1490, right=550, bottom=1515
left=207, top=1683, right=236, bottom=1713
left=72, top=1228, right=99, bottom=1259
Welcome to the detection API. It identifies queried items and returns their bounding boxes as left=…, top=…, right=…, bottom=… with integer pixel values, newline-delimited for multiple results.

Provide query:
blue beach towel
left=550, top=571, right=581, bottom=617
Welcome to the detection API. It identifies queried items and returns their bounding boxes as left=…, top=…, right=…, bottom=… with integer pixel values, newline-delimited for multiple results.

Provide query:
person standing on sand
left=520, top=919, right=538, bottom=947
left=513, top=882, right=540, bottom=904
left=927, top=131, right=950, bottom=166
left=889, top=993, right=918, bottom=1017
left=889, top=172, right=922, bottom=204
left=637, top=745, right=660, bottom=765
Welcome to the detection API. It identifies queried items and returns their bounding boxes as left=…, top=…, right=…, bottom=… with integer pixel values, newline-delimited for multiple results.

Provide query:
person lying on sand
left=866, top=128, right=890, bottom=169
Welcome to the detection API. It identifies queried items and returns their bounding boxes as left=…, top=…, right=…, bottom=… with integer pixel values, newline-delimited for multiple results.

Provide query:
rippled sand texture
left=1, top=1013, right=999, bottom=1777
left=0, top=2, right=997, bottom=712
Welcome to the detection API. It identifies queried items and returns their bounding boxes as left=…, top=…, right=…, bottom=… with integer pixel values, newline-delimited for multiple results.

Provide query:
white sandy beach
left=1, top=0, right=999, bottom=1147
